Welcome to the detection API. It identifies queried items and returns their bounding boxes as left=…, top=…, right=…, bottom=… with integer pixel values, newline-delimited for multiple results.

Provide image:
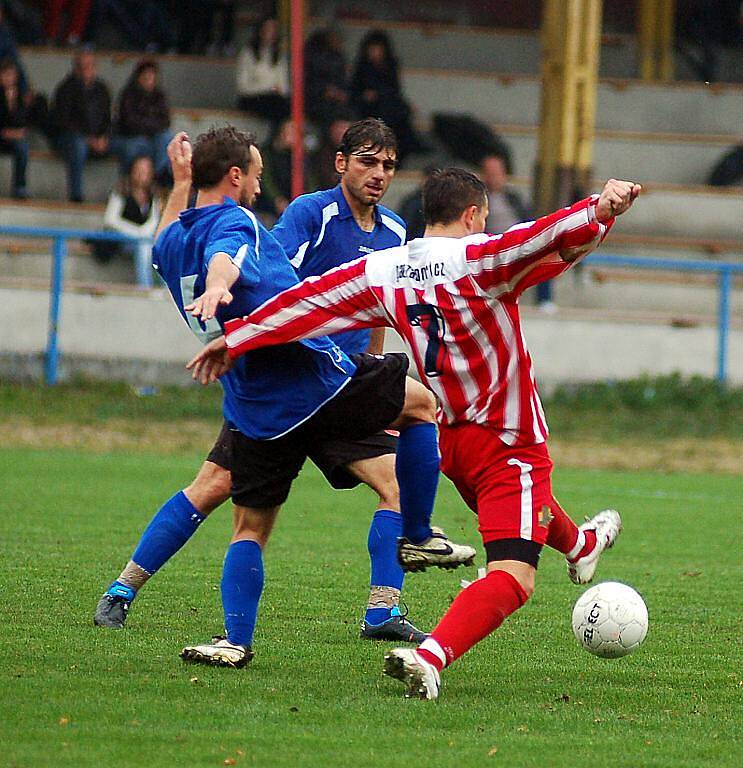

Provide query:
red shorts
left=439, top=423, right=559, bottom=546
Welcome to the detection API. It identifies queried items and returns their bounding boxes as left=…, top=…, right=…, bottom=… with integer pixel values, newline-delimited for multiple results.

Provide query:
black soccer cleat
left=93, top=593, right=131, bottom=629
left=360, top=612, right=428, bottom=644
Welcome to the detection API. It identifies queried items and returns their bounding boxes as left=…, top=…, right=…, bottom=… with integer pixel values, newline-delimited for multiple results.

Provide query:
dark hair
left=119, top=154, right=155, bottom=194
left=423, top=168, right=487, bottom=226
left=132, top=58, right=158, bottom=81
left=0, top=57, right=16, bottom=73
left=192, top=126, right=258, bottom=190
left=250, top=16, right=281, bottom=65
left=357, top=29, right=397, bottom=71
left=337, top=118, right=397, bottom=157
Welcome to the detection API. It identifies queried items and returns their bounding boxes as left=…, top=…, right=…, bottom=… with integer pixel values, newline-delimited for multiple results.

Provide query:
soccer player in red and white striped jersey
left=188, top=169, right=641, bottom=699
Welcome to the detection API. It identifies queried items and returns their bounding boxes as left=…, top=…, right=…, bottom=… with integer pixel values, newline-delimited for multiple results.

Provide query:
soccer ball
left=571, top=581, right=648, bottom=658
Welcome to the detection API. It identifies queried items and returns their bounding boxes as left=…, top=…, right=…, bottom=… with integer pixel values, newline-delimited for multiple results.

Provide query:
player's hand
left=185, top=286, right=233, bottom=321
left=596, top=179, right=641, bottom=223
left=186, top=335, right=232, bottom=384
left=168, top=132, right=192, bottom=185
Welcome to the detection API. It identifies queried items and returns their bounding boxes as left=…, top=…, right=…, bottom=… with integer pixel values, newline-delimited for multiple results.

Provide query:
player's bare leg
left=390, top=378, right=476, bottom=572
left=347, top=453, right=428, bottom=644
left=181, top=504, right=279, bottom=668
left=385, top=559, right=534, bottom=700
left=94, top=461, right=231, bottom=628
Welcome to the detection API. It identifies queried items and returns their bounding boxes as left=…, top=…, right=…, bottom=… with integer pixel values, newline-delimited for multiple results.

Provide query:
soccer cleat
left=567, top=509, right=623, bottom=585
left=383, top=648, right=441, bottom=700
left=397, top=527, right=476, bottom=572
left=180, top=637, right=254, bottom=668
left=93, top=583, right=136, bottom=628
left=360, top=607, right=428, bottom=644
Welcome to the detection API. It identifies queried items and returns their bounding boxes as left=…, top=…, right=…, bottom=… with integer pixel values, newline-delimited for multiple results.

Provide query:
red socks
left=417, top=570, right=529, bottom=670
left=545, top=504, right=597, bottom=561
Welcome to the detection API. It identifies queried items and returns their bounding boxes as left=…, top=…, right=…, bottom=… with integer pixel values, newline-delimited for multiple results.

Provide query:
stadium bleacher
left=2, top=12, right=742, bottom=384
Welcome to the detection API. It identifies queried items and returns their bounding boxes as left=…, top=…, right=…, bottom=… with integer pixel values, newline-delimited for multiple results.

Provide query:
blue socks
left=396, top=422, right=438, bottom=544
left=221, top=540, right=264, bottom=647
left=130, top=491, right=206, bottom=577
left=365, top=509, right=404, bottom=625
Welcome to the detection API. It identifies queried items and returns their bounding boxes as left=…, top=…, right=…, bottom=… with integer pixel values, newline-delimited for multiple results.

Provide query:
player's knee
left=400, top=380, right=436, bottom=425
left=185, top=463, right=232, bottom=514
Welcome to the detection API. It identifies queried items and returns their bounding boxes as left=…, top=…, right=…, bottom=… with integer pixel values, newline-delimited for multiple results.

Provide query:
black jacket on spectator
left=52, top=74, right=111, bottom=136
left=116, top=81, right=170, bottom=137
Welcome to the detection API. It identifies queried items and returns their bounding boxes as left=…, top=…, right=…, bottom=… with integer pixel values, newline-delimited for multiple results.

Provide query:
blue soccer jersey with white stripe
left=153, top=198, right=356, bottom=440
left=272, top=184, right=406, bottom=355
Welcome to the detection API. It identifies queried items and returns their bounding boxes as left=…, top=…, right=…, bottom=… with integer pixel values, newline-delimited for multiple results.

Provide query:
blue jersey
left=152, top=198, right=356, bottom=440
left=272, top=184, right=406, bottom=355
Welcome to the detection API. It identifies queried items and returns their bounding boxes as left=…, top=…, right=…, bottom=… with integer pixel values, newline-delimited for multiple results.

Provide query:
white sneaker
left=567, top=509, right=622, bottom=585
left=397, top=527, right=476, bottom=572
left=383, top=648, right=441, bottom=700
left=180, top=637, right=253, bottom=668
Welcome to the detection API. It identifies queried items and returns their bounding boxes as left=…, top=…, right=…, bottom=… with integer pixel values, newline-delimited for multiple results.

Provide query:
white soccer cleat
left=567, top=509, right=622, bottom=585
left=180, top=637, right=253, bottom=668
left=383, top=648, right=441, bottom=700
left=397, top=527, right=477, bottom=572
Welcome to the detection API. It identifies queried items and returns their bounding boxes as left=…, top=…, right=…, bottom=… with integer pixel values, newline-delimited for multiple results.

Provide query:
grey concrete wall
left=3, top=286, right=741, bottom=387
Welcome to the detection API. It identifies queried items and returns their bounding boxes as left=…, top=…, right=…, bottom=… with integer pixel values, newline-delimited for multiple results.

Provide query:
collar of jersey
left=331, top=184, right=382, bottom=224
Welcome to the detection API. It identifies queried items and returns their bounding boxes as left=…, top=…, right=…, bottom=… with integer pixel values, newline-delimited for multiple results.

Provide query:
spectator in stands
left=52, top=50, right=112, bottom=203
left=0, top=58, right=29, bottom=198
left=99, top=154, right=160, bottom=287
left=86, top=0, right=173, bottom=53
left=256, top=117, right=315, bottom=221
left=1, top=1, right=44, bottom=45
left=45, top=0, right=93, bottom=47
left=349, top=30, right=427, bottom=163
left=114, top=59, right=172, bottom=184
left=312, top=108, right=354, bottom=190
left=236, top=16, right=289, bottom=125
left=304, top=28, right=352, bottom=126
left=480, top=152, right=555, bottom=310
left=172, top=0, right=234, bottom=55
left=0, top=6, right=28, bottom=93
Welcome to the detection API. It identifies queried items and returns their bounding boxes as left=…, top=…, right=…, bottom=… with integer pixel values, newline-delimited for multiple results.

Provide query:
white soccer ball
left=571, top=581, right=648, bottom=658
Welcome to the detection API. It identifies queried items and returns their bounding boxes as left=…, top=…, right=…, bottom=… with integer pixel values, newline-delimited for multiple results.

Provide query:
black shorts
left=207, top=353, right=407, bottom=507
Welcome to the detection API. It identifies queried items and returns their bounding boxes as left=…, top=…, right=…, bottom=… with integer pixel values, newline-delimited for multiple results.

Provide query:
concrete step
left=404, top=72, right=743, bottom=136
left=490, top=125, right=736, bottom=185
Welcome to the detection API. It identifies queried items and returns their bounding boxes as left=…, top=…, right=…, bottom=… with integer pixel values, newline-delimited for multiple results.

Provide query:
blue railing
left=586, top=252, right=743, bottom=383
left=0, top=225, right=146, bottom=385
left=0, top=227, right=740, bottom=385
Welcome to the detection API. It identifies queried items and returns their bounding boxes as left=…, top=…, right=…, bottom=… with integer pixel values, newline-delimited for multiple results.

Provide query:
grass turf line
left=1, top=448, right=741, bottom=767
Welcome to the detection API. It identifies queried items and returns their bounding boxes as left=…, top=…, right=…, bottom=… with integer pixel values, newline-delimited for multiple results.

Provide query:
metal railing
left=586, top=252, right=743, bottom=382
left=0, top=227, right=740, bottom=384
left=0, top=225, right=147, bottom=385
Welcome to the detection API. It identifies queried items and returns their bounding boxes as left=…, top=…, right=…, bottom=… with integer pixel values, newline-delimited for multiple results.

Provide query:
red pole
left=290, top=0, right=305, bottom=199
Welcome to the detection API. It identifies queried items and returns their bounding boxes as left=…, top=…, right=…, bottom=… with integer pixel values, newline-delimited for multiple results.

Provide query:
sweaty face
left=337, top=145, right=397, bottom=208
left=239, top=145, right=263, bottom=208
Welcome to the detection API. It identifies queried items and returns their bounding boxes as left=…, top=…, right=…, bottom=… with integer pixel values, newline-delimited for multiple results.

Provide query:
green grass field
left=1, top=444, right=741, bottom=767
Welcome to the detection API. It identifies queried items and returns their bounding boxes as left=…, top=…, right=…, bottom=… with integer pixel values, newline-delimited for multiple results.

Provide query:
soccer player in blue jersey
left=94, top=126, right=475, bottom=666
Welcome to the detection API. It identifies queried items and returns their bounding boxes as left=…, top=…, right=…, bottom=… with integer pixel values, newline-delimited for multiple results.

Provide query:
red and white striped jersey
left=225, top=196, right=613, bottom=446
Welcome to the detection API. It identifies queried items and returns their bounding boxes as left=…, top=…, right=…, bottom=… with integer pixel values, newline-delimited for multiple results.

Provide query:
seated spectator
left=0, top=6, right=28, bottom=93
left=0, top=58, right=29, bottom=198
left=85, top=0, right=173, bottom=53
left=312, top=108, right=354, bottom=190
left=256, top=118, right=315, bottom=221
left=236, top=16, right=289, bottom=125
left=98, top=154, right=160, bottom=288
left=45, top=0, right=93, bottom=47
left=479, top=152, right=555, bottom=310
left=113, top=59, right=172, bottom=184
left=304, top=29, right=352, bottom=126
left=349, top=30, right=427, bottom=163
left=51, top=50, right=112, bottom=203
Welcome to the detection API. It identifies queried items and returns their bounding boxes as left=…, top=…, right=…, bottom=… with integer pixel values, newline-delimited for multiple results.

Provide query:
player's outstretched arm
left=595, top=179, right=641, bottom=224
left=184, top=253, right=239, bottom=320
left=155, top=132, right=193, bottom=240
left=186, top=335, right=232, bottom=385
